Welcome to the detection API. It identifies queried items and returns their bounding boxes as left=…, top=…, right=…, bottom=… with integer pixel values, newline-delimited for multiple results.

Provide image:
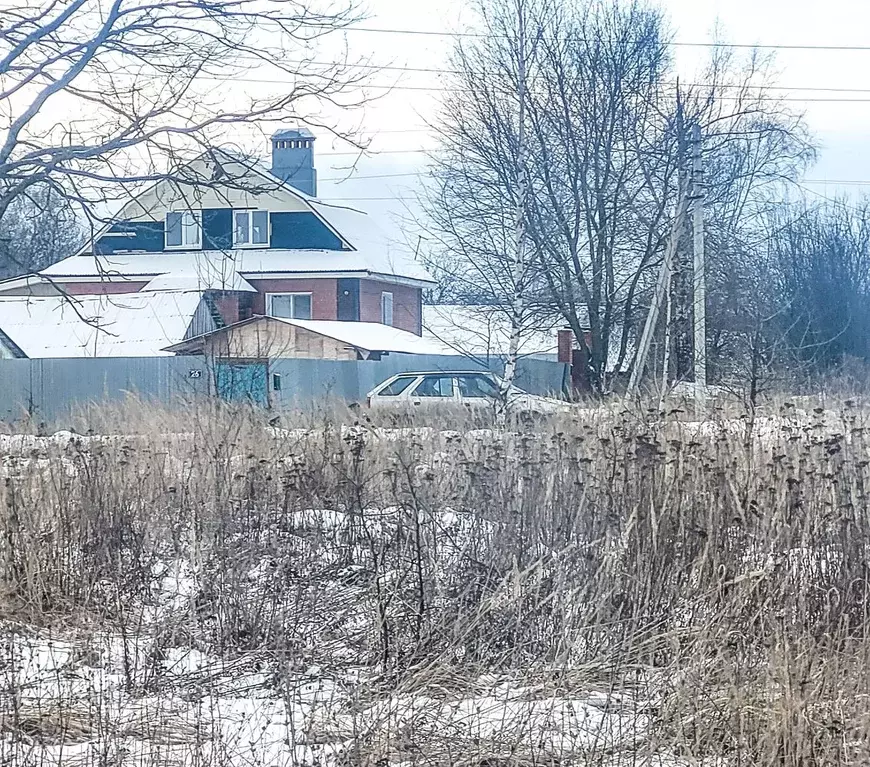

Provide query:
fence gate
left=215, top=360, right=269, bottom=406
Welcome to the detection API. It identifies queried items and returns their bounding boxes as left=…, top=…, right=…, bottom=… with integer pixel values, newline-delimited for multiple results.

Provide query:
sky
left=305, top=0, right=870, bottom=239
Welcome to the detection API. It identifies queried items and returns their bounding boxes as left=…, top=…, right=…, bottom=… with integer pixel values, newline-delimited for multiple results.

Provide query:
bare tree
left=769, top=199, right=870, bottom=368
left=0, top=0, right=369, bottom=269
left=0, top=183, right=80, bottom=276
left=424, top=0, right=812, bottom=394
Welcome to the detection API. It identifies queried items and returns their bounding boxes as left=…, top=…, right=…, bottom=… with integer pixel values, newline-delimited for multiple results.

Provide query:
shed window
left=381, top=291, right=394, bottom=326
left=166, top=212, right=201, bottom=248
left=268, top=293, right=312, bottom=320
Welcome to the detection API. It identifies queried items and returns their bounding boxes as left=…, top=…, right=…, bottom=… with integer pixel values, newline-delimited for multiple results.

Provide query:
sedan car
left=365, top=371, right=569, bottom=414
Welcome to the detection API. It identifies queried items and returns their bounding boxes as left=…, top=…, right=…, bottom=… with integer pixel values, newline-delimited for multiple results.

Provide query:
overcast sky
left=311, top=0, right=870, bottom=234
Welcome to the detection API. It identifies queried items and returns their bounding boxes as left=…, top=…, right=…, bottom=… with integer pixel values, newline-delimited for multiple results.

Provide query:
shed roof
left=0, top=291, right=205, bottom=358
left=166, top=316, right=456, bottom=357
left=275, top=318, right=455, bottom=355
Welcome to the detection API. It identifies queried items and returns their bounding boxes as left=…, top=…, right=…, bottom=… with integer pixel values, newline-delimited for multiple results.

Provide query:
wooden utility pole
left=691, top=122, right=707, bottom=414
left=627, top=94, right=690, bottom=400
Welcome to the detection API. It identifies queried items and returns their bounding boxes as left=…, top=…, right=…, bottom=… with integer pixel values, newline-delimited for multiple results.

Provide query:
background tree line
left=423, top=0, right=870, bottom=396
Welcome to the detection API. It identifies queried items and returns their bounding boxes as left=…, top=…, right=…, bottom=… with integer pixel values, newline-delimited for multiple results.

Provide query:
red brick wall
left=212, top=293, right=240, bottom=325
left=359, top=280, right=421, bottom=335
left=59, top=281, right=150, bottom=295
left=245, top=278, right=337, bottom=319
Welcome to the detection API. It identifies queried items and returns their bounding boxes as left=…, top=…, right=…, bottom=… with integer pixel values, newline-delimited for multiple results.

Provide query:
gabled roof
left=165, top=316, right=455, bottom=357
left=0, top=291, right=207, bottom=358
left=2, top=153, right=434, bottom=291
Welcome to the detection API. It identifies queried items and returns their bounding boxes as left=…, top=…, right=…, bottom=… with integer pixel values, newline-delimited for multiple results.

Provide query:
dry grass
left=1, top=397, right=869, bottom=765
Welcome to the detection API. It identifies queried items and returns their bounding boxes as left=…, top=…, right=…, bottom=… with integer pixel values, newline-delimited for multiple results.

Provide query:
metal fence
left=0, top=357, right=211, bottom=423
left=0, top=355, right=568, bottom=423
left=269, top=353, right=568, bottom=409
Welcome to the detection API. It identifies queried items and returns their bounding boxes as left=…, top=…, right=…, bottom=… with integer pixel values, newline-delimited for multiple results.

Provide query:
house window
left=234, top=210, right=269, bottom=246
left=165, top=212, right=201, bottom=248
left=268, top=293, right=312, bottom=320
left=381, top=291, right=394, bottom=326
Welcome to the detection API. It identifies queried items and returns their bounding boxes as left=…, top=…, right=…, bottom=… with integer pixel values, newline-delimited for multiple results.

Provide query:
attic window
left=166, top=212, right=201, bottom=248
left=234, top=210, right=269, bottom=246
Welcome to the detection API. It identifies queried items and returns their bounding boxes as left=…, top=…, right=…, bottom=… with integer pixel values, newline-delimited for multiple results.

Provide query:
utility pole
left=691, top=122, right=707, bottom=414
left=627, top=92, right=689, bottom=400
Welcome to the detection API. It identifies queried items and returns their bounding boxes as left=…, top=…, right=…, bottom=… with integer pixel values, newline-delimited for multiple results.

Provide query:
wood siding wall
left=202, top=318, right=356, bottom=360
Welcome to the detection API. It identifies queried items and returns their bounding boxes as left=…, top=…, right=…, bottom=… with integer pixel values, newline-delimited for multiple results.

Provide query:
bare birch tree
left=424, top=0, right=812, bottom=394
left=0, top=0, right=368, bottom=272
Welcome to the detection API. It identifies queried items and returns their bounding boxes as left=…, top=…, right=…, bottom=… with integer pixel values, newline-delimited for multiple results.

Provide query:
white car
left=365, top=371, right=569, bottom=414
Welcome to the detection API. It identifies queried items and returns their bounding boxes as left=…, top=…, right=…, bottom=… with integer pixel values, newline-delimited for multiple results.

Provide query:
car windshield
left=377, top=376, right=416, bottom=396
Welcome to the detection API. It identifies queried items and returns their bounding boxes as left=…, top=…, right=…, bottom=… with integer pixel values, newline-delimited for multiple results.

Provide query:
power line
left=314, top=196, right=417, bottom=201
left=320, top=170, right=426, bottom=181
left=217, top=56, right=870, bottom=94
left=317, top=171, right=870, bottom=186
left=342, top=26, right=870, bottom=52
left=203, top=74, right=870, bottom=102
left=801, top=179, right=870, bottom=186
left=317, top=148, right=432, bottom=157
left=316, top=182, right=870, bottom=204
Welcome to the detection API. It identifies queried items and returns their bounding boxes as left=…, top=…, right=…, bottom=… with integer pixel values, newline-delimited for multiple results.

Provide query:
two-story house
left=0, top=129, right=433, bottom=338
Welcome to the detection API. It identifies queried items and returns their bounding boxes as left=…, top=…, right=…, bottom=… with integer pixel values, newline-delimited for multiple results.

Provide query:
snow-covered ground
left=0, top=621, right=674, bottom=767
left=0, top=505, right=680, bottom=767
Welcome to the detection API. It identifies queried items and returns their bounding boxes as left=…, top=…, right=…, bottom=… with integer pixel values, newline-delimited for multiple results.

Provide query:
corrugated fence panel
left=0, top=359, right=34, bottom=421
left=0, top=357, right=211, bottom=423
left=269, top=354, right=567, bottom=409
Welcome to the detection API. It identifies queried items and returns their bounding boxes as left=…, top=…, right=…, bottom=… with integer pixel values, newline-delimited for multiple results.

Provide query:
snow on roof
left=0, top=291, right=205, bottom=358
left=272, top=127, right=315, bottom=140
left=273, top=318, right=455, bottom=355
left=43, top=145, right=433, bottom=286
left=145, top=269, right=256, bottom=292
left=423, top=305, right=561, bottom=360
left=40, top=244, right=433, bottom=286
left=308, top=201, right=431, bottom=281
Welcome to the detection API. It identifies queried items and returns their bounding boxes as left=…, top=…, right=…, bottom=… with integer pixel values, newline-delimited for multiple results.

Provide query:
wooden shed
left=164, top=315, right=454, bottom=361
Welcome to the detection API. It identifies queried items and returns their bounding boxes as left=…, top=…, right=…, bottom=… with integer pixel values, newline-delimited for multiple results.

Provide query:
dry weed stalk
left=0, top=398, right=868, bottom=765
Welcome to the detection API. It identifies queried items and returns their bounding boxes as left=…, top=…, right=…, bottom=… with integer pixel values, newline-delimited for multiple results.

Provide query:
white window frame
left=266, top=292, right=313, bottom=320
left=165, top=211, right=202, bottom=249
left=233, top=209, right=270, bottom=247
left=381, top=291, right=394, bottom=326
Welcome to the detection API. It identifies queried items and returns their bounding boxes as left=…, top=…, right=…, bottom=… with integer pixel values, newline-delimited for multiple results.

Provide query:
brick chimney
left=270, top=128, right=317, bottom=196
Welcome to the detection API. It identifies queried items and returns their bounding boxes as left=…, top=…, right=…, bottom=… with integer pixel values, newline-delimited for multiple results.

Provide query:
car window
left=413, top=375, right=455, bottom=398
left=377, top=376, right=417, bottom=396
left=457, top=374, right=501, bottom=399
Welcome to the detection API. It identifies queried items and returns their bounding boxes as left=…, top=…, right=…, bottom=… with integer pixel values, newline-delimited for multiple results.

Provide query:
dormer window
left=234, top=210, right=269, bottom=247
left=166, top=211, right=201, bottom=248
